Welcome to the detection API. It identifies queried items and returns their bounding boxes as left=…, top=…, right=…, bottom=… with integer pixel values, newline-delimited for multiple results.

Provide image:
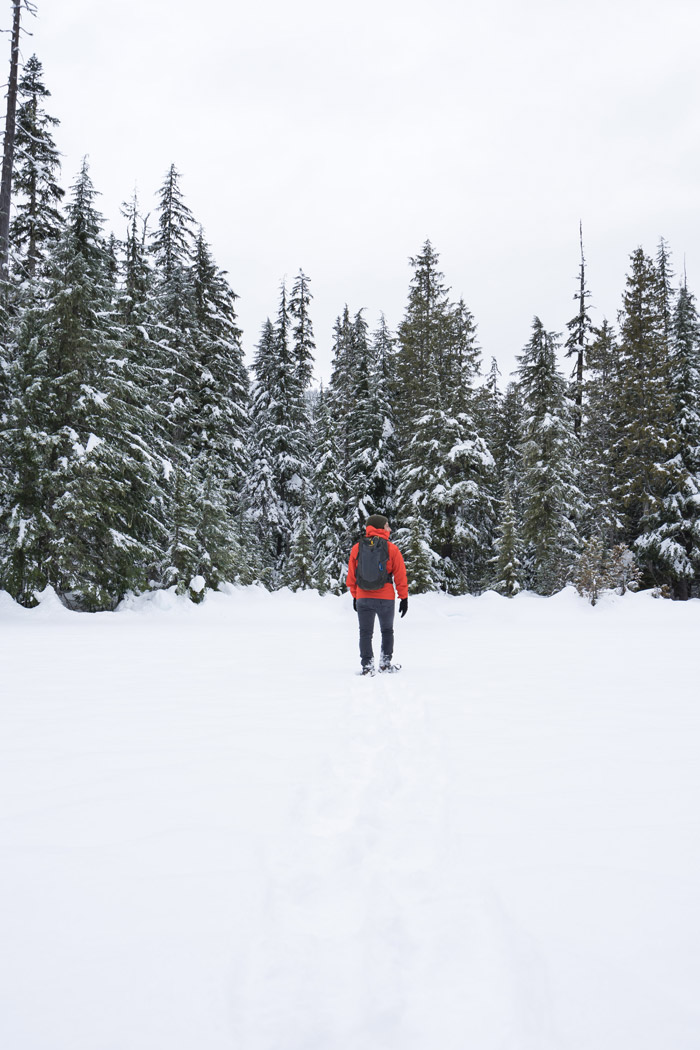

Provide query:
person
left=346, top=513, right=408, bottom=675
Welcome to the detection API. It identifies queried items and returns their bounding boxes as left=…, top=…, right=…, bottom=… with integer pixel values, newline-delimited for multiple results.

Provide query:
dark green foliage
left=3, top=64, right=700, bottom=610
left=581, top=320, right=621, bottom=544
left=564, top=225, right=594, bottom=438
left=10, top=54, right=64, bottom=277
left=490, top=485, right=524, bottom=597
left=394, top=242, right=497, bottom=593
left=609, top=248, right=677, bottom=586
left=516, top=317, right=584, bottom=593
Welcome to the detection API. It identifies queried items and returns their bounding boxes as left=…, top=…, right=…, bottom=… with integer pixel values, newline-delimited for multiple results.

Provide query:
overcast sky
left=14, top=0, right=700, bottom=383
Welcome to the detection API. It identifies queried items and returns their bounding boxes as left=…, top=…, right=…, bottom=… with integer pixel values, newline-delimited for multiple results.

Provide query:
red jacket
left=347, top=526, right=408, bottom=601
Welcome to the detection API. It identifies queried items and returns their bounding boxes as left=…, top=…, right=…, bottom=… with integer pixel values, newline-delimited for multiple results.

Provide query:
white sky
left=13, top=0, right=700, bottom=383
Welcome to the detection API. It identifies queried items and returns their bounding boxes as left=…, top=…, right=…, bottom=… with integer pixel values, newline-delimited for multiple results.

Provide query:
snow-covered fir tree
left=610, top=248, right=676, bottom=583
left=635, top=278, right=700, bottom=597
left=148, top=167, right=245, bottom=593
left=490, top=484, right=524, bottom=597
left=394, top=245, right=495, bottom=592
left=491, top=380, right=523, bottom=491
left=244, top=319, right=286, bottom=583
left=10, top=54, right=64, bottom=278
left=26, top=162, right=157, bottom=607
left=344, top=311, right=398, bottom=537
left=564, top=224, right=594, bottom=438
left=394, top=239, right=453, bottom=442
left=148, top=164, right=199, bottom=590
left=0, top=301, right=55, bottom=603
left=245, top=280, right=314, bottom=585
left=581, top=319, right=621, bottom=545
left=328, top=304, right=360, bottom=473
left=476, top=356, right=502, bottom=457
left=310, top=388, right=349, bottom=593
left=187, top=227, right=250, bottom=588
left=516, top=316, right=584, bottom=594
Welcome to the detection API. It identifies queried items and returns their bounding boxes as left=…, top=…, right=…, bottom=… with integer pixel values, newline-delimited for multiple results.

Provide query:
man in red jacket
left=347, top=513, right=409, bottom=675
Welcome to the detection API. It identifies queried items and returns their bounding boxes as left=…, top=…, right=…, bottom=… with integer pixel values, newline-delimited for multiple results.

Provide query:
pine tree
left=477, top=357, right=502, bottom=457
left=404, top=517, right=436, bottom=595
left=327, top=304, right=358, bottom=472
left=190, top=226, right=249, bottom=499
left=394, top=239, right=452, bottom=438
left=491, top=380, right=523, bottom=489
left=29, top=161, right=156, bottom=607
left=490, top=484, right=524, bottom=596
left=564, top=224, right=594, bottom=438
left=655, top=237, right=675, bottom=354
left=516, top=317, right=584, bottom=593
left=310, top=389, right=349, bottom=593
left=343, top=311, right=398, bottom=536
left=573, top=534, right=609, bottom=605
left=289, top=269, right=315, bottom=391
left=10, top=54, right=64, bottom=278
left=285, top=495, right=314, bottom=591
left=148, top=164, right=200, bottom=591
left=394, top=249, right=495, bottom=592
left=581, top=320, right=621, bottom=544
left=0, top=303, right=54, bottom=603
left=611, top=248, right=676, bottom=579
left=245, top=314, right=297, bottom=581
left=635, top=279, right=700, bottom=597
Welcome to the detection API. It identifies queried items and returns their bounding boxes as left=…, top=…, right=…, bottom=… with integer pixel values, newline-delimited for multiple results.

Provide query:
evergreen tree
left=10, top=161, right=157, bottom=608
left=190, top=226, right=249, bottom=497
left=581, top=320, right=621, bottom=544
left=490, top=484, right=524, bottom=596
left=289, top=269, right=315, bottom=391
left=344, top=312, right=397, bottom=536
left=564, top=224, right=594, bottom=438
left=655, top=237, right=675, bottom=354
left=394, top=249, right=495, bottom=592
left=10, top=54, right=64, bottom=278
left=477, top=357, right=502, bottom=457
left=636, top=279, right=700, bottom=596
left=516, top=317, right=584, bottom=593
left=285, top=493, right=314, bottom=591
left=0, top=303, right=54, bottom=602
left=491, top=380, right=523, bottom=489
left=148, top=164, right=200, bottom=590
left=244, top=309, right=303, bottom=581
left=404, top=517, right=436, bottom=595
left=310, top=389, right=349, bottom=593
left=394, top=239, right=453, bottom=438
left=610, top=248, right=676, bottom=576
left=327, top=304, right=359, bottom=472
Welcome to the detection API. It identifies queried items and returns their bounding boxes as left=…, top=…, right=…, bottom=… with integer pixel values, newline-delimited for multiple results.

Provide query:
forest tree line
left=1, top=56, right=700, bottom=609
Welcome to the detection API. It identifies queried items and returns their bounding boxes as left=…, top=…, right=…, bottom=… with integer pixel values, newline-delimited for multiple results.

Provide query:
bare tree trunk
left=0, top=0, right=22, bottom=282
left=570, top=222, right=587, bottom=438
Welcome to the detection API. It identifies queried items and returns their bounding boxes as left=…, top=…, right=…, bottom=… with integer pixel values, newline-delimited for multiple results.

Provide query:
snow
left=2, top=585, right=700, bottom=1049
left=85, top=432, right=102, bottom=454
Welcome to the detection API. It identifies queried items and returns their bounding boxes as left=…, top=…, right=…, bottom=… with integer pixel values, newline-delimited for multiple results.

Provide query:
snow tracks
left=234, top=672, right=449, bottom=1048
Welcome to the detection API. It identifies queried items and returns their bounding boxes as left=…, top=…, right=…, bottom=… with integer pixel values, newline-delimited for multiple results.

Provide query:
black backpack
left=356, top=535, right=392, bottom=590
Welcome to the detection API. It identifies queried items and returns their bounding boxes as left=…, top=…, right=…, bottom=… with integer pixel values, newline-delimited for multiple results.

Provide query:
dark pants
left=357, top=597, right=395, bottom=666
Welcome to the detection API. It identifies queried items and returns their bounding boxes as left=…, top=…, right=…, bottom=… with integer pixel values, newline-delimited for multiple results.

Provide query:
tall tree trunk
left=568, top=222, right=587, bottom=438
left=0, top=0, right=22, bottom=282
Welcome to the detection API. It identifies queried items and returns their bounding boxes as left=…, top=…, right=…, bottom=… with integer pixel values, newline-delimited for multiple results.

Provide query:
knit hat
left=366, top=513, right=389, bottom=530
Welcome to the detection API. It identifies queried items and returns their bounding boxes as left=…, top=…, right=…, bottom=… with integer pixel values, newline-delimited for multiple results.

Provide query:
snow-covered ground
left=2, top=585, right=699, bottom=1050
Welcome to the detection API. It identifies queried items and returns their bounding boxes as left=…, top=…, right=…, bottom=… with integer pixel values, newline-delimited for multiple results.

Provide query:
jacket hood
left=365, top=525, right=391, bottom=539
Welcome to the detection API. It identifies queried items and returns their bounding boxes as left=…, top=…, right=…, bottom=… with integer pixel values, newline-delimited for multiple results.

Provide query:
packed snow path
left=2, top=586, right=700, bottom=1050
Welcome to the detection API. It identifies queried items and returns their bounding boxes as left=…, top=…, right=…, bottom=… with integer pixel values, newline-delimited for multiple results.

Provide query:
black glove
left=353, top=597, right=357, bottom=611
left=399, top=597, right=408, bottom=618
